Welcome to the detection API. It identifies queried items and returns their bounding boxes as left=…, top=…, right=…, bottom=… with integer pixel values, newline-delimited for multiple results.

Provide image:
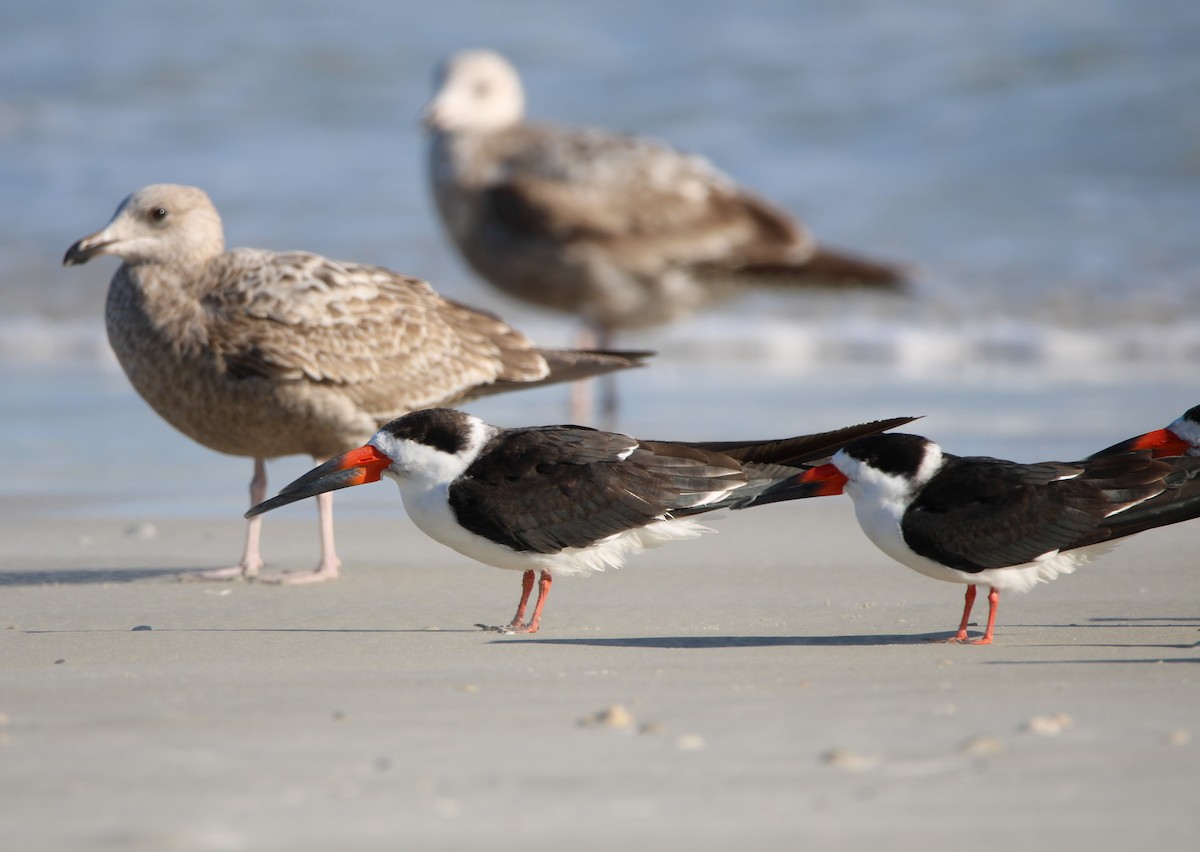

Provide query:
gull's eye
left=472, top=80, right=492, bottom=98
left=150, top=207, right=168, bottom=222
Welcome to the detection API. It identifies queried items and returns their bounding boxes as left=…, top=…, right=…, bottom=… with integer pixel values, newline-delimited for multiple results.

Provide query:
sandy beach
left=3, top=497, right=1198, bottom=850
left=6, top=2, right=1200, bottom=848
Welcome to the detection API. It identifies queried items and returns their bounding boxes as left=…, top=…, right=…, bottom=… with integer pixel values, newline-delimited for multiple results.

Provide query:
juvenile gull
left=424, top=49, right=907, bottom=416
left=63, top=184, right=649, bottom=584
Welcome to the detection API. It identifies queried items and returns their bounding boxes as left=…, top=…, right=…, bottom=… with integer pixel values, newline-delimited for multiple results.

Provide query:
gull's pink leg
left=569, top=324, right=599, bottom=425
left=263, top=488, right=342, bottom=584
left=193, top=458, right=267, bottom=580
left=594, top=326, right=618, bottom=428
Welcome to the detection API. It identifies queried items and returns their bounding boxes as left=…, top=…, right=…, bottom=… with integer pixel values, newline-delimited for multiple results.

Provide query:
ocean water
left=2, top=0, right=1199, bottom=518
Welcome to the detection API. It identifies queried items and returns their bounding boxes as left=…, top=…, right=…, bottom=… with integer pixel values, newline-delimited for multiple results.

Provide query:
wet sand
left=2, top=499, right=1198, bottom=850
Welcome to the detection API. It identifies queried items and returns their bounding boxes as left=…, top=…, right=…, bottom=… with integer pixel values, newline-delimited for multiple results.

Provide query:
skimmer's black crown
left=841, top=433, right=933, bottom=479
left=380, top=408, right=472, bottom=456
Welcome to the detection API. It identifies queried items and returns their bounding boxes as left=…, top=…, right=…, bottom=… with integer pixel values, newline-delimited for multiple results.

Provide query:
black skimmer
left=63, top=183, right=650, bottom=585
left=745, top=433, right=1200, bottom=644
left=246, top=409, right=917, bottom=632
left=423, top=49, right=907, bottom=419
left=1091, top=405, right=1200, bottom=459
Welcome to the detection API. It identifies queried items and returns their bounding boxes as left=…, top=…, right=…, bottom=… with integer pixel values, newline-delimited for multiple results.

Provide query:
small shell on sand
left=960, top=736, right=1005, bottom=756
left=1023, top=713, right=1073, bottom=736
left=578, top=704, right=637, bottom=729
left=820, top=748, right=882, bottom=771
left=1165, top=729, right=1191, bottom=746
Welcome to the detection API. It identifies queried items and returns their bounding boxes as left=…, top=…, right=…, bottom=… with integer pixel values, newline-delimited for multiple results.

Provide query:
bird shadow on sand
left=978, top=616, right=1200, bottom=661
left=497, top=618, right=1200, bottom=650
left=1087, top=616, right=1200, bottom=625
left=18, top=626, right=944, bottom=643
left=20, top=626, right=481, bottom=635
left=988, top=654, right=1200, bottom=664
left=0, top=567, right=202, bottom=586
left=491, top=631, right=953, bottom=648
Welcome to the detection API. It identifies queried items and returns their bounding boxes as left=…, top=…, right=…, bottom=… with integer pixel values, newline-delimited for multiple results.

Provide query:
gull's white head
left=63, top=183, right=225, bottom=268
left=423, top=49, right=525, bottom=134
